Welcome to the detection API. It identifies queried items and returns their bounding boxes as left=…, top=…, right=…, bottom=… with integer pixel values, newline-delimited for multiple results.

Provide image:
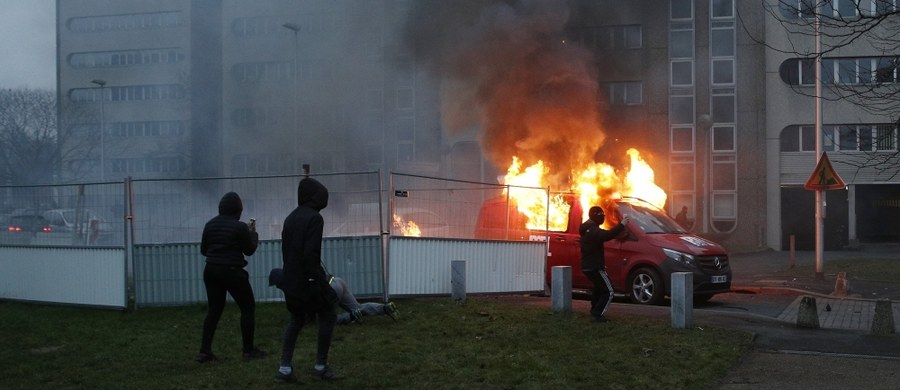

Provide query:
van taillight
left=8, top=226, right=22, bottom=232
left=42, top=226, right=53, bottom=232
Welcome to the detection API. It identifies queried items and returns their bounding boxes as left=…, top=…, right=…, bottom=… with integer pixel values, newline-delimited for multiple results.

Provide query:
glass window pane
left=670, top=163, right=694, bottom=191
left=672, top=61, right=693, bottom=86
left=800, top=59, right=815, bottom=85
left=782, top=126, right=800, bottom=152
left=672, top=127, right=694, bottom=152
left=712, top=59, right=733, bottom=84
left=670, top=30, right=694, bottom=59
left=711, top=29, right=734, bottom=57
left=876, top=125, right=896, bottom=150
left=624, top=25, right=641, bottom=48
left=801, top=126, right=817, bottom=151
left=823, top=125, right=836, bottom=151
left=625, top=82, right=642, bottom=105
left=713, top=193, right=736, bottom=218
left=712, top=162, right=736, bottom=191
left=859, top=58, right=872, bottom=84
left=712, top=95, right=735, bottom=123
left=713, top=126, right=735, bottom=151
left=838, top=0, right=858, bottom=17
left=838, top=125, right=857, bottom=150
left=859, top=126, right=873, bottom=151
left=838, top=59, right=856, bottom=84
left=670, top=96, right=694, bottom=125
left=712, top=0, right=734, bottom=18
left=671, top=0, right=693, bottom=19
left=822, top=59, right=836, bottom=84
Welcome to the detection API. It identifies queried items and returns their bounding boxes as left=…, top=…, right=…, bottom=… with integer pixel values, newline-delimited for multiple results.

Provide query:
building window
left=712, top=126, right=735, bottom=152
left=876, top=125, right=898, bottom=150
left=670, top=95, right=694, bottom=125
left=68, top=11, right=182, bottom=32
left=712, top=0, right=734, bottom=18
left=670, top=30, right=694, bottom=59
left=672, top=61, right=694, bottom=86
left=671, top=127, right=695, bottom=152
left=671, top=0, right=693, bottom=20
left=712, top=59, right=734, bottom=85
left=68, top=48, right=185, bottom=68
left=711, top=94, right=735, bottom=123
left=605, top=82, right=642, bottom=106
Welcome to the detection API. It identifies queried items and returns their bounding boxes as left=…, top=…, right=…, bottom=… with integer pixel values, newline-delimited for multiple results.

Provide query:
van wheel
left=629, top=268, right=664, bottom=305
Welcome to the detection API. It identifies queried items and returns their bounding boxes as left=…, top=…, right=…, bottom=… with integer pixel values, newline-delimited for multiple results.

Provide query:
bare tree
left=0, top=88, right=97, bottom=186
left=754, top=0, right=900, bottom=178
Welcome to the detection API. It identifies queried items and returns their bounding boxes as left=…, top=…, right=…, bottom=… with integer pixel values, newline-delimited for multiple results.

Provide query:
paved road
left=498, top=244, right=900, bottom=389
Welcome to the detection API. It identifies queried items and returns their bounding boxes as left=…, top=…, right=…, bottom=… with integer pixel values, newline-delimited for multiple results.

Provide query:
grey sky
left=0, top=0, right=56, bottom=90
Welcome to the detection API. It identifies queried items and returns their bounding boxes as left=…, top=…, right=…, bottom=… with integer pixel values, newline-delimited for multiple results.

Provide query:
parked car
left=0, top=213, right=54, bottom=245
left=475, top=195, right=732, bottom=305
left=41, top=208, right=113, bottom=245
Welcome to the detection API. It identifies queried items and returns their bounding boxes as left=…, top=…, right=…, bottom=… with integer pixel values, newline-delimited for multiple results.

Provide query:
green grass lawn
left=0, top=297, right=751, bottom=389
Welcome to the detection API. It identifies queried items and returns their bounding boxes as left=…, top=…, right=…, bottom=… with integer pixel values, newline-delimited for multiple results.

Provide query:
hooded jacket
left=280, top=177, right=329, bottom=297
left=200, top=192, right=259, bottom=267
left=579, top=217, right=625, bottom=272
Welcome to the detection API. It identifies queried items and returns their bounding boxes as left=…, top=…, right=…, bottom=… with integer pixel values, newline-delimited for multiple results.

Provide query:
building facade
left=55, top=0, right=899, bottom=250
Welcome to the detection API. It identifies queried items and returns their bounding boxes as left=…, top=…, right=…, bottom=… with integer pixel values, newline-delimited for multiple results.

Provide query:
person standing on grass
left=275, top=177, right=341, bottom=383
left=579, top=206, right=629, bottom=323
left=196, top=191, right=266, bottom=363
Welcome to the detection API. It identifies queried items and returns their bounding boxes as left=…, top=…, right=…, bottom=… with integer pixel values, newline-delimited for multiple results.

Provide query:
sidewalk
left=715, top=245, right=900, bottom=390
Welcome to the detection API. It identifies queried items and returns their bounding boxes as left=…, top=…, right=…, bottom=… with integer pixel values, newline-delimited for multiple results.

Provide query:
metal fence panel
left=387, top=237, right=545, bottom=296
left=133, top=236, right=384, bottom=307
left=0, top=246, right=126, bottom=308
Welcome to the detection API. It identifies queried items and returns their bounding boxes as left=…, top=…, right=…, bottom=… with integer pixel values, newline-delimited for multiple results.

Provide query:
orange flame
left=503, top=148, right=666, bottom=229
left=393, top=214, right=422, bottom=237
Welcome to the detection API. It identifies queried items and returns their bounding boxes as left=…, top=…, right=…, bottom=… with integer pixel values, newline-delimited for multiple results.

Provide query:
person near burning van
left=196, top=191, right=265, bottom=363
left=579, top=206, right=629, bottom=323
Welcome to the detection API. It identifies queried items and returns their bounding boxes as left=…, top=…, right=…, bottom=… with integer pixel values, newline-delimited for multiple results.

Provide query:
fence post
left=671, top=272, right=693, bottom=329
left=451, top=260, right=466, bottom=304
left=551, top=266, right=572, bottom=313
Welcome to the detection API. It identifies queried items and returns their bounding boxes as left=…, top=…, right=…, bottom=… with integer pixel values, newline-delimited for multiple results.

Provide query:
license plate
left=711, top=275, right=727, bottom=283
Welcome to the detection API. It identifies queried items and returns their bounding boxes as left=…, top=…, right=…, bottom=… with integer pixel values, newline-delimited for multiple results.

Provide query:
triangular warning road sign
left=804, top=152, right=846, bottom=190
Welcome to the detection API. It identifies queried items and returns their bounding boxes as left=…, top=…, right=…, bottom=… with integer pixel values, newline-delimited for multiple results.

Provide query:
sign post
left=804, top=152, right=846, bottom=279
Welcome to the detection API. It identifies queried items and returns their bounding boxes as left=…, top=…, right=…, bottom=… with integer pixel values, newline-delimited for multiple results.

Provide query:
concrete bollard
left=451, top=260, right=466, bottom=304
left=796, top=295, right=820, bottom=329
left=551, top=266, right=572, bottom=313
left=671, top=272, right=693, bottom=329
left=870, top=299, right=895, bottom=336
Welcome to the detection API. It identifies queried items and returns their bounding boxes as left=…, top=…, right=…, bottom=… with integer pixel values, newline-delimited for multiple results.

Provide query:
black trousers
left=583, top=269, right=614, bottom=318
left=200, top=264, right=256, bottom=354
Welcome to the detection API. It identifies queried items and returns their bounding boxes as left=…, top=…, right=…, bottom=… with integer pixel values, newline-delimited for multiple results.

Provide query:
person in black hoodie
left=274, top=177, right=340, bottom=383
left=195, top=191, right=265, bottom=363
left=579, top=206, right=629, bottom=323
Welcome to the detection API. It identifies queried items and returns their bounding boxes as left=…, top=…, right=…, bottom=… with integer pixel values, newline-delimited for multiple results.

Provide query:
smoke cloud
left=403, top=0, right=606, bottom=189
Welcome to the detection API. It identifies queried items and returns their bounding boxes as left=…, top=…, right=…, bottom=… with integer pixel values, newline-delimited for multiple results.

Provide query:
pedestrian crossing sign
left=804, top=152, right=846, bottom=190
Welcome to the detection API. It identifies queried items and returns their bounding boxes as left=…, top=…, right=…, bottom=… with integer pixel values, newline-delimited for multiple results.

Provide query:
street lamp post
left=697, top=114, right=713, bottom=234
left=282, top=22, right=301, bottom=168
left=91, top=79, right=106, bottom=181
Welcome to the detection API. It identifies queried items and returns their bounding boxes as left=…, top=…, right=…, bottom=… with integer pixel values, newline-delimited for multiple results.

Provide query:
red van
left=475, top=195, right=731, bottom=305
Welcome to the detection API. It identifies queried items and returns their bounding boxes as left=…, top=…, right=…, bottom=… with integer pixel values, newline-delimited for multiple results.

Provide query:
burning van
left=475, top=194, right=732, bottom=305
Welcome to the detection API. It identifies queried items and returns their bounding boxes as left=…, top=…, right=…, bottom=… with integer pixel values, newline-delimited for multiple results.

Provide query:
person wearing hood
left=274, top=177, right=341, bottom=383
left=579, top=206, right=629, bottom=323
left=196, top=192, right=265, bottom=363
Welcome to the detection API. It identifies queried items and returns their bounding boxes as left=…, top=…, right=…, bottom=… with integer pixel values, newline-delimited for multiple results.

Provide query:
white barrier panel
left=0, top=246, right=126, bottom=308
left=388, top=237, right=545, bottom=296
